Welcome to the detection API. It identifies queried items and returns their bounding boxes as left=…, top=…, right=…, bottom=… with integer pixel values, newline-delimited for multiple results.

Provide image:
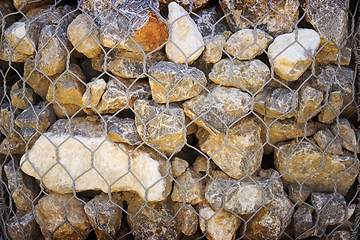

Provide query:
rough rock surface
left=171, top=157, right=189, bottom=178
left=209, top=58, right=270, bottom=94
left=148, top=61, right=207, bottom=103
left=318, top=91, right=343, bottom=123
left=331, top=119, right=359, bottom=153
left=160, top=0, right=209, bottom=12
left=35, top=193, right=91, bottom=240
left=298, top=86, right=323, bottom=122
left=268, top=29, right=320, bottom=81
left=197, top=115, right=263, bottom=179
left=20, top=117, right=172, bottom=201
left=183, top=84, right=252, bottom=135
left=82, top=78, right=106, bottom=112
left=265, top=87, right=299, bottom=120
left=102, top=116, right=142, bottom=145
left=288, top=184, right=312, bottom=205
left=293, top=205, right=316, bottom=239
left=274, top=140, right=358, bottom=195
left=203, top=35, right=226, bottom=64
left=171, top=168, right=204, bottom=204
left=10, top=85, right=36, bottom=110
left=4, top=21, right=38, bottom=55
left=13, top=0, right=54, bottom=13
left=165, top=2, right=204, bottom=64
left=192, top=6, right=228, bottom=37
left=6, top=212, right=43, bottom=240
left=173, top=202, right=198, bottom=236
left=134, top=99, right=186, bottom=156
left=0, top=38, right=30, bottom=62
left=225, top=29, right=273, bottom=60
left=314, top=129, right=343, bottom=155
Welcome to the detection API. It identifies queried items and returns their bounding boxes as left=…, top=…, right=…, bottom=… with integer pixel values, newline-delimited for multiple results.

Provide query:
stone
left=288, top=184, right=312, bottom=205
left=318, top=91, right=343, bottom=123
left=6, top=211, right=43, bottom=240
left=298, top=86, right=323, bottom=122
left=171, top=168, right=204, bottom=205
left=102, top=116, right=142, bottom=145
left=4, top=160, right=40, bottom=211
left=67, top=14, right=102, bottom=58
left=0, top=1, right=16, bottom=34
left=0, top=103, right=20, bottom=137
left=35, top=193, right=91, bottom=240
left=193, top=156, right=217, bottom=176
left=134, top=99, right=186, bottom=156
left=202, top=35, right=226, bottom=64
left=314, top=129, right=343, bottom=155
left=208, top=58, right=270, bottom=94
left=173, top=202, right=198, bottom=236
left=46, top=64, right=87, bottom=108
left=20, top=117, right=172, bottom=201
left=265, top=87, right=299, bottom=119
left=0, top=38, right=30, bottom=62
left=315, top=38, right=352, bottom=66
left=293, top=205, right=316, bottom=239
left=106, top=49, right=166, bottom=79
left=171, top=157, right=189, bottom=178
left=165, top=2, right=204, bottom=64
left=329, top=231, right=351, bottom=240
left=268, top=29, right=321, bottom=81
left=185, top=116, right=197, bottom=135
left=82, top=78, right=106, bottom=111
left=52, top=103, right=85, bottom=119
left=13, top=0, right=54, bottom=13
left=84, top=193, right=123, bottom=240
left=183, top=84, right=252, bottom=135
left=198, top=203, right=241, bottom=240
left=10, top=84, right=36, bottom=110
left=0, top=137, right=26, bottom=155
left=192, top=6, right=229, bottom=37
left=274, top=140, right=359, bottom=195
left=4, top=21, right=39, bottom=55
left=331, top=119, right=358, bottom=153
left=96, top=78, right=151, bottom=114
left=219, top=0, right=299, bottom=37
left=148, top=61, right=207, bottom=103
left=160, top=0, right=209, bottom=12
left=197, top=115, right=263, bottom=179
left=37, top=24, right=71, bottom=76
left=225, top=29, right=273, bottom=60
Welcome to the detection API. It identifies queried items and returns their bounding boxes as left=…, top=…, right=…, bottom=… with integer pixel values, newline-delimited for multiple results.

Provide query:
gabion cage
left=1, top=0, right=360, bottom=239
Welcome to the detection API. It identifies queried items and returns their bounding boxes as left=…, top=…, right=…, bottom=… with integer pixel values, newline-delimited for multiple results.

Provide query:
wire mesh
left=0, top=0, right=360, bottom=239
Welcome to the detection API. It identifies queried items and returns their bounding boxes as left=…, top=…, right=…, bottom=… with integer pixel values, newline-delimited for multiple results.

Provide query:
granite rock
left=102, top=116, right=142, bottom=145
left=160, top=0, right=209, bottom=12
left=192, top=6, right=228, bottom=37
left=293, top=205, right=316, bottom=239
left=314, top=129, right=343, bottom=155
left=173, top=202, right=198, bottom=236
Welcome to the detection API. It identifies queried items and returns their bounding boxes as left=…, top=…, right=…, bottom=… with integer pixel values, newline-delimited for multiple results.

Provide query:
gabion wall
left=1, top=0, right=360, bottom=239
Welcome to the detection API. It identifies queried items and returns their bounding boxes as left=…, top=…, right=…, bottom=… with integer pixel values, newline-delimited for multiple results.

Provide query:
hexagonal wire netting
left=1, top=0, right=360, bottom=239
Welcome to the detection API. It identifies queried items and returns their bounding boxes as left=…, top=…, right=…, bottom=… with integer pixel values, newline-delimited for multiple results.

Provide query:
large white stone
left=20, top=117, right=172, bottom=202
left=268, top=29, right=320, bottom=81
left=165, top=2, right=204, bottom=64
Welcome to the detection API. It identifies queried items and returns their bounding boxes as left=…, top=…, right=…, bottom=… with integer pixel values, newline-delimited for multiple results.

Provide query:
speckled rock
left=203, top=35, right=226, bottom=64
left=171, top=168, right=204, bottom=204
left=165, top=2, right=204, bottom=64
left=0, top=103, right=20, bottom=141
left=148, top=61, right=207, bottom=103
left=268, top=29, right=320, bottom=81
left=219, top=0, right=299, bottom=37
left=197, top=115, right=263, bottom=179
left=4, top=21, right=39, bottom=55
left=329, top=231, right=351, bottom=240
left=293, top=205, right=317, bottom=239
left=265, top=87, right=299, bottom=119
left=298, top=86, right=323, bottom=122
left=288, top=184, right=312, bottom=205
left=331, top=119, right=359, bottom=153
left=10, top=84, right=36, bottom=110
left=314, top=129, right=343, bottom=155
left=102, top=116, right=142, bottom=145
left=209, top=58, right=270, bottom=94
left=134, top=99, right=186, bottom=156
left=20, top=117, right=172, bottom=201
left=0, top=38, right=31, bottom=62
left=13, top=0, right=54, bottom=13
left=318, top=91, right=343, bottom=123
left=171, top=157, right=189, bottom=178
left=192, top=6, right=228, bottom=37
left=173, top=202, right=198, bottom=236
left=183, top=84, right=252, bottom=135
left=225, top=29, right=273, bottom=60
left=274, top=140, right=359, bottom=195
left=35, top=193, right=91, bottom=240
left=6, top=212, right=43, bottom=240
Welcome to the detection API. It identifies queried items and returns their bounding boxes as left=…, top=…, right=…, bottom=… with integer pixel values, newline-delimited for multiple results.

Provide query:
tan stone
left=297, top=86, right=323, bottom=123
left=203, top=35, right=226, bottom=64
left=4, top=21, right=38, bottom=55
left=318, top=91, right=343, bottom=123
left=173, top=202, right=198, bottom=236
left=0, top=38, right=30, bottom=62
left=13, top=0, right=54, bottom=13
left=171, top=157, right=189, bottom=178
left=82, top=78, right=106, bottom=110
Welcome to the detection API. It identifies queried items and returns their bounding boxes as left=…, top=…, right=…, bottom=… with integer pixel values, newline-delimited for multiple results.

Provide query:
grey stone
left=288, top=184, right=312, bottom=205
left=102, top=116, right=142, bottom=145
left=219, top=0, right=300, bottom=37
left=265, top=87, right=299, bottom=120
left=173, top=202, right=198, bottom=236
left=293, top=205, right=316, bottom=239
left=314, top=129, right=343, bottom=155
left=10, top=83, right=36, bottom=111
left=192, top=6, right=229, bottom=37
left=202, top=35, right=226, bottom=64
left=183, top=84, right=252, bottom=135
left=298, top=86, right=323, bottom=123
left=134, top=99, right=186, bottom=156
left=0, top=38, right=30, bottom=62
left=171, top=157, right=189, bottom=178
left=6, top=211, right=43, bottom=240
left=197, top=115, right=263, bottom=179
left=148, top=61, right=207, bottom=103
left=328, top=231, right=351, bottom=240
left=84, top=193, right=123, bottom=240
left=0, top=1, right=16, bottom=34
left=209, top=58, right=270, bottom=94
left=331, top=119, right=358, bottom=153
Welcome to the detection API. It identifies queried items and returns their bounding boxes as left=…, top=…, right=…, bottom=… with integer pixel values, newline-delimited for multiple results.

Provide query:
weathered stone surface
left=10, top=84, right=36, bottom=110
left=148, top=61, right=207, bottom=103
left=225, top=29, right=273, bottom=60
left=102, top=116, right=142, bottom=145
left=84, top=193, right=123, bottom=240
left=0, top=103, right=20, bottom=137
left=329, top=231, right=351, bottom=240
left=316, top=38, right=352, bottom=66
left=82, top=78, right=106, bottom=112
left=160, top=0, right=209, bottom=12
left=35, top=193, right=91, bottom=240
left=293, top=205, right=316, bottom=239
left=13, top=0, right=54, bottom=13
left=288, top=184, right=312, bottom=205
left=185, top=116, right=197, bottom=135
left=0, top=38, right=30, bottom=62
left=298, top=86, right=323, bottom=122
left=20, top=117, right=172, bottom=201
left=268, top=29, right=320, bottom=81
left=171, top=157, right=189, bottom=178
left=318, top=91, right=343, bottom=123
left=266, top=87, right=299, bottom=119
left=67, top=14, right=101, bottom=58
left=184, top=84, right=252, bottom=135
left=6, top=211, right=43, bottom=240
left=171, top=168, right=204, bottom=204
left=198, top=203, right=241, bottom=240
left=193, top=156, right=217, bottom=176
left=96, top=78, right=151, bottom=114
left=134, top=99, right=186, bottom=156
left=173, top=202, right=198, bottom=236
left=0, top=1, right=16, bottom=34
left=165, top=2, right=204, bottom=64
left=52, top=103, right=85, bottom=118
left=209, top=58, right=270, bottom=94
left=192, top=6, right=228, bottom=37
left=4, top=21, right=39, bottom=55
left=46, top=64, right=87, bottom=108
left=197, top=115, right=263, bottom=179
left=274, top=140, right=359, bottom=195
left=331, top=119, right=358, bottom=153
left=219, top=0, right=299, bottom=37
left=4, top=160, right=40, bottom=211
left=314, top=129, right=343, bottom=155
left=203, top=35, right=226, bottom=64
